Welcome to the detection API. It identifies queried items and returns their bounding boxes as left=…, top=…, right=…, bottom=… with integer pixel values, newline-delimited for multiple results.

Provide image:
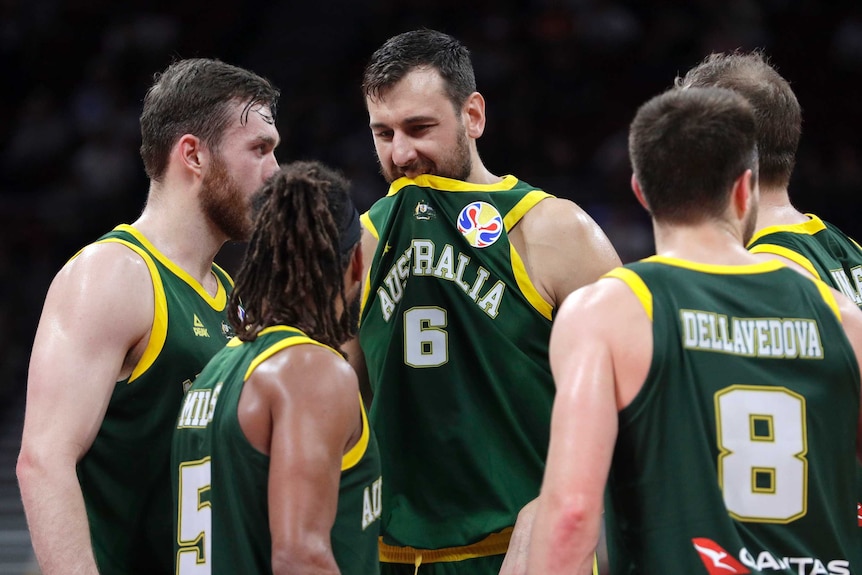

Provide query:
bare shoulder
left=41, top=241, right=155, bottom=345
left=251, top=343, right=358, bottom=405
left=555, top=275, right=646, bottom=336
left=552, top=275, right=653, bottom=408
left=517, top=197, right=621, bottom=306
left=520, top=197, right=602, bottom=240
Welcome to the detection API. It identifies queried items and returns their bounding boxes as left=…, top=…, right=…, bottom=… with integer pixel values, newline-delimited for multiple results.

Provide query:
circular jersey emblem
left=457, top=201, right=504, bottom=248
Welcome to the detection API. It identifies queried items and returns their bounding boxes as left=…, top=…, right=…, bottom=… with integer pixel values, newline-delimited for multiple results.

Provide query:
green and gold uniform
left=171, top=326, right=381, bottom=575
left=749, top=213, right=862, bottom=531
left=359, top=174, right=559, bottom=573
left=604, top=257, right=861, bottom=574
left=76, top=224, right=234, bottom=574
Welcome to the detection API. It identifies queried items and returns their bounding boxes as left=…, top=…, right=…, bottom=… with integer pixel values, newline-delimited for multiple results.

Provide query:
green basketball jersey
left=604, top=257, right=861, bottom=575
left=359, top=174, right=555, bottom=553
left=748, top=213, right=862, bottom=307
left=749, top=213, right=862, bottom=531
left=171, top=326, right=381, bottom=575
left=76, top=224, right=234, bottom=574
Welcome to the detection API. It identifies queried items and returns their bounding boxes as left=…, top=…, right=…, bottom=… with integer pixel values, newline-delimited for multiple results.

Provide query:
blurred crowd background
left=1, top=0, right=861, bottom=419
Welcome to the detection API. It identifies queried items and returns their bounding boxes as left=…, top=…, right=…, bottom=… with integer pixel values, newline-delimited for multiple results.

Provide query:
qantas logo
left=692, top=538, right=851, bottom=575
left=693, top=538, right=750, bottom=574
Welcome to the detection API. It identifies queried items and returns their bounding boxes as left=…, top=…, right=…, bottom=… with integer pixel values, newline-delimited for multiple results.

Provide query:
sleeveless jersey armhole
left=93, top=238, right=168, bottom=383
left=749, top=244, right=821, bottom=280
left=603, top=267, right=653, bottom=321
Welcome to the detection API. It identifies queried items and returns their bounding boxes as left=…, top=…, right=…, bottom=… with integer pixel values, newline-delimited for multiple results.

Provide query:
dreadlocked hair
left=228, top=161, right=357, bottom=350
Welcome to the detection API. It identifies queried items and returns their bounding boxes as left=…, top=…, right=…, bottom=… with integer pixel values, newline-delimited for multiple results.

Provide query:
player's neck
left=754, top=188, right=809, bottom=230
left=653, top=220, right=759, bottom=267
left=465, top=159, right=502, bottom=185
left=131, top=183, right=226, bottom=284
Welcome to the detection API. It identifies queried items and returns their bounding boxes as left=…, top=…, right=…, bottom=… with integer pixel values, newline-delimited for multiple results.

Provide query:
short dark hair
left=362, top=28, right=476, bottom=111
left=629, top=87, right=758, bottom=224
left=139, top=58, right=280, bottom=182
left=676, top=51, right=800, bottom=190
left=229, top=161, right=359, bottom=349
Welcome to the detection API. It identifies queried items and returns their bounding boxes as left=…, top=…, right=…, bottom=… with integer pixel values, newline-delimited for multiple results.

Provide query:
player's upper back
left=604, top=256, right=861, bottom=573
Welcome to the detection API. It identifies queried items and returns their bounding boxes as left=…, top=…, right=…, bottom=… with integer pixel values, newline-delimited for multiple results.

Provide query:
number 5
left=177, top=458, right=211, bottom=574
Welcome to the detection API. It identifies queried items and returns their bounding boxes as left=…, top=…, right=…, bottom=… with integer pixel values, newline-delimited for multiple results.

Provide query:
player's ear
left=463, top=92, right=486, bottom=139
left=730, top=168, right=753, bottom=221
left=631, top=174, right=650, bottom=213
left=176, top=134, right=206, bottom=178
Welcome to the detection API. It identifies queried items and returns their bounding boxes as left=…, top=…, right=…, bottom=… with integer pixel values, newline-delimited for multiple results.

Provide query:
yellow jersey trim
left=747, top=213, right=826, bottom=245
left=644, top=255, right=785, bottom=275
left=240, top=326, right=368, bottom=470
left=359, top=211, right=379, bottom=320
left=341, top=397, right=370, bottom=471
left=213, top=262, right=235, bottom=288
left=604, top=268, right=653, bottom=322
left=511, top=244, right=552, bottom=320
left=810, top=279, right=842, bottom=322
left=505, top=190, right=554, bottom=320
left=243, top=326, right=338, bottom=380
left=379, top=527, right=512, bottom=564
left=379, top=530, right=598, bottom=574
left=748, top=244, right=820, bottom=280
left=386, top=174, right=519, bottom=197
left=360, top=211, right=379, bottom=240
left=89, top=238, right=169, bottom=383
left=502, top=190, right=552, bottom=231
left=113, top=224, right=227, bottom=310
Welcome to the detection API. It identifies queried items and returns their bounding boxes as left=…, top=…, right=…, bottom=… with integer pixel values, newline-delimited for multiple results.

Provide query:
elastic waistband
left=379, top=527, right=513, bottom=564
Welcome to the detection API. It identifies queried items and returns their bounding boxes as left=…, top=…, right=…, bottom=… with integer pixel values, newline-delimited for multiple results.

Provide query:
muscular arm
left=514, top=197, right=621, bottom=307
left=240, top=345, right=362, bottom=575
left=527, top=280, right=651, bottom=575
left=831, top=293, right=862, bottom=463
left=16, top=244, right=153, bottom=575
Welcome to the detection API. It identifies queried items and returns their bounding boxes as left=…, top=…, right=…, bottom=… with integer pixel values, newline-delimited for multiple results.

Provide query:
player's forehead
left=366, top=67, right=452, bottom=124
left=221, top=100, right=279, bottom=143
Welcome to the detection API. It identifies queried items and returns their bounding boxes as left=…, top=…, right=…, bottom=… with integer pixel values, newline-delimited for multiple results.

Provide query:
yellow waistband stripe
left=379, top=527, right=513, bottom=564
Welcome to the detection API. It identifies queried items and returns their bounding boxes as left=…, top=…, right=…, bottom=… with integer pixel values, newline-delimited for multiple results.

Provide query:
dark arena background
left=1, top=1, right=860, bottom=572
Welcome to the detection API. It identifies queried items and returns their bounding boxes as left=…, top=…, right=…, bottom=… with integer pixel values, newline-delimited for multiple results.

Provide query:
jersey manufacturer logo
left=457, top=201, right=503, bottom=248
left=414, top=200, right=436, bottom=220
left=192, top=314, right=210, bottom=337
left=693, top=538, right=750, bottom=575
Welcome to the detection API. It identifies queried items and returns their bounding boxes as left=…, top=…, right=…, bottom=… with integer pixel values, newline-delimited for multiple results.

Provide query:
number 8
left=715, top=386, right=808, bottom=523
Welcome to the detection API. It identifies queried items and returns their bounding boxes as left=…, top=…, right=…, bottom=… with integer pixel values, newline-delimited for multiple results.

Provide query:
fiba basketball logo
left=457, top=201, right=503, bottom=248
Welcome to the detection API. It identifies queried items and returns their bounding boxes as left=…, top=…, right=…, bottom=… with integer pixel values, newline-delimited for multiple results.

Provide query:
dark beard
left=199, top=155, right=253, bottom=241
left=380, top=129, right=472, bottom=184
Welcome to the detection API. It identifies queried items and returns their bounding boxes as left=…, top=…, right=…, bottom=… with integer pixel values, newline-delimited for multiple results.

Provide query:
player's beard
left=200, top=153, right=254, bottom=241
left=380, top=127, right=472, bottom=184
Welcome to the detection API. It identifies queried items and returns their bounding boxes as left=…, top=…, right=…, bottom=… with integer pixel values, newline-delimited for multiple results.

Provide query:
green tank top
left=359, top=174, right=555, bottom=551
left=749, top=213, right=862, bottom=532
left=171, top=326, right=381, bottom=575
left=76, top=224, right=234, bottom=574
left=748, top=213, right=862, bottom=306
left=604, top=256, right=861, bottom=575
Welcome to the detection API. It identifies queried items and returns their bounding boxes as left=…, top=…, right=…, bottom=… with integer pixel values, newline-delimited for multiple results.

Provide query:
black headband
left=338, top=203, right=361, bottom=256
